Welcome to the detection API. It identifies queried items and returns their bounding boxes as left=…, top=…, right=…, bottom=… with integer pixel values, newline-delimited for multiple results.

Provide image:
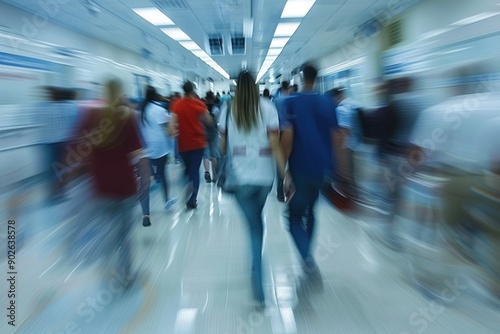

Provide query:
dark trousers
left=180, top=149, right=204, bottom=205
left=276, top=133, right=284, bottom=199
left=140, top=155, right=168, bottom=215
left=47, top=142, right=66, bottom=198
left=288, top=177, right=321, bottom=263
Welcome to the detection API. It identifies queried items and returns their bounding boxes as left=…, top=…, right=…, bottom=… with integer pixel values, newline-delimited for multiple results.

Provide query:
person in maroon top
left=61, top=79, right=148, bottom=285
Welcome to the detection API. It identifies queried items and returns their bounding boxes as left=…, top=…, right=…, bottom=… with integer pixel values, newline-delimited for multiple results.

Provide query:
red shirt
left=172, top=98, right=207, bottom=152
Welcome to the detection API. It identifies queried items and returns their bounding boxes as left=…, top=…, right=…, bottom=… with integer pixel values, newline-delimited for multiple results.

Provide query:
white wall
left=0, top=2, right=185, bottom=99
left=401, top=0, right=499, bottom=42
left=314, top=0, right=500, bottom=106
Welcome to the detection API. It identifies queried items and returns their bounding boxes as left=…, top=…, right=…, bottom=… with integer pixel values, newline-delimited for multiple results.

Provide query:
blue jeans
left=180, top=149, right=204, bottom=205
left=288, top=177, right=321, bottom=264
left=234, top=185, right=271, bottom=301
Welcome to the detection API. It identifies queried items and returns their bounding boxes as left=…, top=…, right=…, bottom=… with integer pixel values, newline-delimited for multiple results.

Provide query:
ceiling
left=1, top=0, right=420, bottom=83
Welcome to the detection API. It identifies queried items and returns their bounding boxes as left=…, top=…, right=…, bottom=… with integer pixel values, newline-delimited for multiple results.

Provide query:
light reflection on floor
left=0, top=164, right=499, bottom=334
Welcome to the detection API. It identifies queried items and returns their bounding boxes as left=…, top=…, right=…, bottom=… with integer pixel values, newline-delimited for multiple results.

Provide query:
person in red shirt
left=171, top=81, right=213, bottom=209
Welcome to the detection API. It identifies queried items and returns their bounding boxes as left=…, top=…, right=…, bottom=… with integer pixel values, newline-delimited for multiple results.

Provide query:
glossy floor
left=1, top=164, right=498, bottom=334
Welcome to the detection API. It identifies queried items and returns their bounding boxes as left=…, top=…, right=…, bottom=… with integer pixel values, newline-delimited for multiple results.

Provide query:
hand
left=167, top=123, right=179, bottom=137
left=283, top=171, right=295, bottom=199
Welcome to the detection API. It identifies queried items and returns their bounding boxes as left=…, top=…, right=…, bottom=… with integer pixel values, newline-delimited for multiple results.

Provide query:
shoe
left=302, top=258, right=324, bottom=292
left=211, top=174, right=218, bottom=183
left=251, top=271, right=265, bottom=309
left=142, top=216, right=151, bottom=227
left=277, top=195, right=285, bottom=202
left=204, top=171, right=211, bottom=183
left=252, top=284, right=265, bottom=309
left=164, top=198, right=178, bottom=211
left=186, top=200, right=198, bottom=209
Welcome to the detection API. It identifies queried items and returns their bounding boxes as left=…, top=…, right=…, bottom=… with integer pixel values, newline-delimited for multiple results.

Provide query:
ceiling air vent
left=209, top=35, right=224, bottom=56
left=153, top=0, right=190, bottom=10
left=231, top=36, right=245, bottom=55
left=388, top=20, right=403, bottom=47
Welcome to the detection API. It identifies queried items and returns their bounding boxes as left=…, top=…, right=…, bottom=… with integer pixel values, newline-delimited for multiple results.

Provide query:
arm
left=266, top=98, right=293, bottom=191
left=337, top=127, right=351, bottom=148
left=218, top=106, right=228, bottom=156
left=280, top=126, right=294, bottom=161
left=269, top=130, right=288, bottom=179
left=220, top=131, right=227, bottom=156
left=168, top=113, right=179, bottom=137
left=271, top=129, right=294, bottom=196
left=161, top=122, right=170, bottom=138
left=200, top=110, right=214, bottom=126
left=212, top=106, right=221, bottom=124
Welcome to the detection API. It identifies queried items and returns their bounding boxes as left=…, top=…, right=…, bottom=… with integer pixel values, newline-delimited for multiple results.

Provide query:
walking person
left=171, top=81, right=214, bottom=209
left=273, top=80, right=291, bottom=202
left=137, top=86, right=177, bottom=226
left=202, top=91, right=220, bottom=183
left=61, top=78, right=149, bottom=285
left=281, top=64, right=340, bottom=293
left=219, top=70, right=290, bottom=307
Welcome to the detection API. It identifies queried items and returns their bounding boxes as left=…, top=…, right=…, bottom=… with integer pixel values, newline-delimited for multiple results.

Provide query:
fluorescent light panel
left=270, top=37, right=290, bottom=48
left=243, top=18, right=254, bottom=38
left=161, top=28, right=191, bottom=41
left=450, top=11, right=500, bottom=26
left=274, top=22, right=301, bottom=36
left=179, top=41, right=202, bottom=50
left=267, top=48, right=283, bottom=56
left=281, top=0, right=316, bottom=18
left=133, top=7, right=174, bottom=25
left=192, top=50, right=210, bottom=58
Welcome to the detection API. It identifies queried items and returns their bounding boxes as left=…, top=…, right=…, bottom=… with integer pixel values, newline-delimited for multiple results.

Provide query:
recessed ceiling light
left=270, top=37, right=290, bottom=48
left=133, top=7, right=174, bottom=26
left=192, top=50, right=211, bottom=59
left=274, top=22, right=301, bottom=36
left=179, top=41, right=201, bottom=50
left=281, top=0, right=316, bottom=19
left=161, top=28, right=191, bottom=41
left=267, top=48, right=283, bottom=56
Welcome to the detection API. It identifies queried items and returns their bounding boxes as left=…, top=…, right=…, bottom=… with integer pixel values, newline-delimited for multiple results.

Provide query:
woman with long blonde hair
left=219, top=71, right=292, bottom=307
left=62, top=78, right=148, bottom=286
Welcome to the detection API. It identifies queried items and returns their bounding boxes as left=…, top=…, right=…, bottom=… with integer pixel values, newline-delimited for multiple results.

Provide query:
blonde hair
left=232, top=71, right=260, bottom=133
left=95, top=79, right=132, bottom=149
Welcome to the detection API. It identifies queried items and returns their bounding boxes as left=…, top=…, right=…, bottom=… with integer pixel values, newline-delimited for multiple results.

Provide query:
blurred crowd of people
left=3, top=59, right=500, bottom=311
